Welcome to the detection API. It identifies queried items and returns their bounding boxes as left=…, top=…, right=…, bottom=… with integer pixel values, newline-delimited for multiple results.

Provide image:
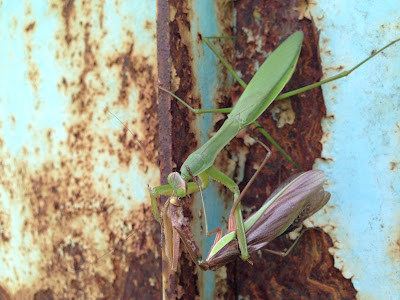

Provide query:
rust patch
left=25, top=22, right=36, bottom=33
left=61, top=0, right=75, bottom=45
left=9, top=115, right=16, bottom=126
left=167, top=0, right=199, bottom=171
left=99, top=1, right=105, bottom=29
left=387, top=219, right=400, bottom=264
left=388, top=237, right=400, bottom=263
left=66, top=24, right=98, bottom=114
left=0, top=285, right=11, bottom=300
left=33, top=288, right=54, bottom=300
left=236, top=230, right=356, bottom=298
left=0, top=211, right=11, bottom=242
left=145, top=20, right=153, bottom=31
left=390, top=161, right=399, bottom=170
left=108, top=48, right=159, bottom=166
left=23, top=15, right=41, bottom=94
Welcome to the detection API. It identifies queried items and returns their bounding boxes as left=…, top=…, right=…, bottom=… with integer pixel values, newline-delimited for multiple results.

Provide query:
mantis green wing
left=180, top=31, right=304, bottom=179
left=228, top=31, right=304, bottom=126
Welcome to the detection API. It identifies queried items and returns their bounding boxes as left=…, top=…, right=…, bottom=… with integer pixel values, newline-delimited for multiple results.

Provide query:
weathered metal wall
left=1, top=0, right=398, bottom=299
left=0, top=1, right=161, bottom=298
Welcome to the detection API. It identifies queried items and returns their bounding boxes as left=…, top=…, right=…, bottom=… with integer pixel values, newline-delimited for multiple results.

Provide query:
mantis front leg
left=203, top=167, right=249, bottom=261
left=149, top=172, right=210, bottom=223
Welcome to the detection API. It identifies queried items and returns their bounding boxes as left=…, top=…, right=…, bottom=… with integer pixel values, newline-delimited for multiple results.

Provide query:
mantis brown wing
left=177, top=170, right=330, bottom=271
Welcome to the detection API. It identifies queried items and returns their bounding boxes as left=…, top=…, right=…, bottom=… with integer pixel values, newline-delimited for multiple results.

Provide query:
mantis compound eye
left=169, top=196, right=180, bottom=206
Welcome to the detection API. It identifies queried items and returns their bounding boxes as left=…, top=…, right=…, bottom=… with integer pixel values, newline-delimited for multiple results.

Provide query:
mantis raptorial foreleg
left=149, top=173, right=209, bottom=223
left=261, top=227, right=320, bottom=257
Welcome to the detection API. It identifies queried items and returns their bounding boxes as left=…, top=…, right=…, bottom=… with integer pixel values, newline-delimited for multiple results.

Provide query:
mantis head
left=168, top=172, right=187, bottom=197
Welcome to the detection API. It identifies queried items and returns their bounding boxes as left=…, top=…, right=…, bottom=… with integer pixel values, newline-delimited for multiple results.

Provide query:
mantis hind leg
left=263, top=227, right=323, bottom=257
left=228, top=138, right=271, bottom=219
left=204, top=166, right=249, bottom=261
left=203, top=139, right=272, bottom=262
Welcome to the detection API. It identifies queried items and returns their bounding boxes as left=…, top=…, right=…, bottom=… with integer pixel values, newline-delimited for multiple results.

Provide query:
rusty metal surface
left=158, top=0, right=203, bottom=298
left=157, top=0, right=185, bottom=298
left=0, top=1, right=161, bottom=298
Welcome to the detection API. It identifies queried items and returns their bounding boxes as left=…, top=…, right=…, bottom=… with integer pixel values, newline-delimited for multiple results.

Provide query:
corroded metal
left=157, top=0, right=201, bottom=298
left=0, top=1, right=161, bottom=298
left=157, top=0, right=181, bottom=298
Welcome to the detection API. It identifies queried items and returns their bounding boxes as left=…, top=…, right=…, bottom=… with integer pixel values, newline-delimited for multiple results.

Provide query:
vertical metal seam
left=157, top=0, right=173, bottom=186
left=156, top=1, right=180, bottom=299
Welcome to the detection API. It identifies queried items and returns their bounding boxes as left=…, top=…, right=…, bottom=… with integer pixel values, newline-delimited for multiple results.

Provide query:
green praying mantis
left=150, top=31, right=400, bottom=270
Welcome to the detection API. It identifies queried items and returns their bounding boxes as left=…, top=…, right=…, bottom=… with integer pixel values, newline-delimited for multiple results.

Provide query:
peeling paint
left=270, top=99, right=296, bottom=128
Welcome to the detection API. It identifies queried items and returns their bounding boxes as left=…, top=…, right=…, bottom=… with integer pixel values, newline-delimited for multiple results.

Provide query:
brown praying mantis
left=175, top=171, right=330, bottom=271
left=150, top=31, right=400, bottom=269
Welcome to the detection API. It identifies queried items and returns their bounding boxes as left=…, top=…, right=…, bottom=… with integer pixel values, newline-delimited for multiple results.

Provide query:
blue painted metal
left=188, top=1, right=232, bottom=298
left=0, top=1, right=158, bottom=298
left=310, top=1, right=400, bottom=299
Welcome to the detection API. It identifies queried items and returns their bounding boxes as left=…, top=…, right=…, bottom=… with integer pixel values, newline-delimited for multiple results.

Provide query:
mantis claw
left=246, top=259, right=254, bottom=265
